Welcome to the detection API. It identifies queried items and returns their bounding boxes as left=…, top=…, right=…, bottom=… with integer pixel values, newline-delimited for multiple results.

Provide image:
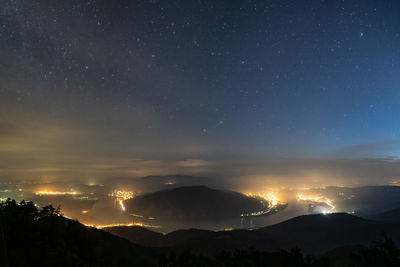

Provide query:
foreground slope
left=1, top=199, right=156, bottom=267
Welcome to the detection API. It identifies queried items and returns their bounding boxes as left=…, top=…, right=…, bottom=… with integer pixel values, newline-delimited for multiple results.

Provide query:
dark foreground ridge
left=2, top=199, right=400, bottom=267
left=105, top=212, right=400, bottom=254
left=0, top=199, right=156, bottom=267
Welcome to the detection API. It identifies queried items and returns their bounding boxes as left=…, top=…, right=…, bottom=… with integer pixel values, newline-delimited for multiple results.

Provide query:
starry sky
left=1, top=0, right=400, bottom=187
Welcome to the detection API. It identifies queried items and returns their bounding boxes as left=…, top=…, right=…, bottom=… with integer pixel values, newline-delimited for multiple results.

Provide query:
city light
left=82, top=222, right=160, bottom=229
left=297, top=193, right=335, bottom=213
left=241, top=192, right=284, bottom=217
left=108, top=190, right=135, bottom=211
left=35, top=190, right=81, bottom=196
left=245, top=192, right=281, bottom=208
left=119, top=200, right=126, bottom=211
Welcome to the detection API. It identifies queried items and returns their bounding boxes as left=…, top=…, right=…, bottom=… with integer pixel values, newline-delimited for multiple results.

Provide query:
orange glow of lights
left=245, top=192, right=281, bottom=208
left=297, top=193, right=335, bottom=212
left=35, top=191, right=81, bottom=196
left=82, top=222, right=160, bottom=229
left=108, top=190, right=134, bottom=211
left=119, top=200, right=126, bottom=211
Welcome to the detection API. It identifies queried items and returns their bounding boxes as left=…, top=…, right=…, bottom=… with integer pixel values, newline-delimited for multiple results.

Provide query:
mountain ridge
left=105, top=212, right=400, bottom=254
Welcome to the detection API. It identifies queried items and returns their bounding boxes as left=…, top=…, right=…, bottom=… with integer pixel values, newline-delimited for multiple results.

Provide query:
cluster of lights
left=108, top=190, right=134, bottom=211
left=245, top=192, right=280, bottom=208
left=82, top=222, right=160, bottom=229
left=35, top=190, right=81, bottom=196
left=241, top=192, right=282, bottom=217
left=108, top=190, right=134, bottom=200
left=241, top=210, right=271, bottom=217
left=297, top=193, right=335, bottom=214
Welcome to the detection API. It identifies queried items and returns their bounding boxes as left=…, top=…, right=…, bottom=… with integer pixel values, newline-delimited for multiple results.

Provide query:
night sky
left=1, top=0, right=400, bottom=187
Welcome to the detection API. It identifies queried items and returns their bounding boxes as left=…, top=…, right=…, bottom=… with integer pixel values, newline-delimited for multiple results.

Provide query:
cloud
left=175, top=159, right=215, bottom=167
left=1, top=103, right=400, bottom=189
left=0, top=121, right=20, bottom=137
left=332, top=140, right=400, bottom=158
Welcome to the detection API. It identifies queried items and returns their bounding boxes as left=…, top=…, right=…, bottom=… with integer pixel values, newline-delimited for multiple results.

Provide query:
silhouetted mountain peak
left=125, top=186, right=268, bottom=222
left=106, top=212, right=400, bottom=255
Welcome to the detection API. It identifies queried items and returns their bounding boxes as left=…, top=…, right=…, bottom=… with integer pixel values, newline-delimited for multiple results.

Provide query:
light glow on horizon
left=245, top=192, right=281, bottom=208
left=35, top=190, right=81, bottom=196
left=82, top=222, right=160, bottom=229
left=297, top=193, right=335, bottom=213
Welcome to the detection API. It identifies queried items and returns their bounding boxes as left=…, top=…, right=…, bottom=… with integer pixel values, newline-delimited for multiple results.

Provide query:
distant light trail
left=35, top=191, right=81, bottom=196
left=119, top=200, right=126, bottom=211
left=82, top=222, right=160, bottom=229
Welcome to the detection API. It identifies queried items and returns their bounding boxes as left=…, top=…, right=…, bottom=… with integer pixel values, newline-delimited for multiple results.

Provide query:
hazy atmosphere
left=2, top=2, right=400, bottom=266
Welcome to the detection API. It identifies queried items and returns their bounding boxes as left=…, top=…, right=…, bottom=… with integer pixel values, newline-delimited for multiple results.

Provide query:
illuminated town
left=241, top=192, right=286, bottom=217
left=35, top=190, right=81, bottom=196
left=82, top=221, right=161, bottom=229
left=245, top=192, right=281, bottom=208
left=297, top=193, right=335, bottom=214
left=108, top=190, right=135, bottom=211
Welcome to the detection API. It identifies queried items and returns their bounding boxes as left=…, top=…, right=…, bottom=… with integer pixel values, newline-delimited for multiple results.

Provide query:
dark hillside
left=0, top=199, right=156, bottom=267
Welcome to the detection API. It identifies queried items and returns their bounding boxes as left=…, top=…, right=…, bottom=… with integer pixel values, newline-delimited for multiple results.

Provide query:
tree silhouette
left=349, top=233, right=400, bottom=267
left=0, top=198, right=156, bottom=266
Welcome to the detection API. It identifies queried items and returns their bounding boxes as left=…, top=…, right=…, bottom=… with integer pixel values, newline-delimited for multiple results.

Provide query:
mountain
left=125, top=185, right=271, bottom=223
left=108, top=175, right=220, bottom=193
left=372, top=207, right=400, bottom=222
left=256, top=213, right=400, bottom=253
left=133, top=175, right=217, bottom=189
left=105, top=213, right=400, bottom=255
